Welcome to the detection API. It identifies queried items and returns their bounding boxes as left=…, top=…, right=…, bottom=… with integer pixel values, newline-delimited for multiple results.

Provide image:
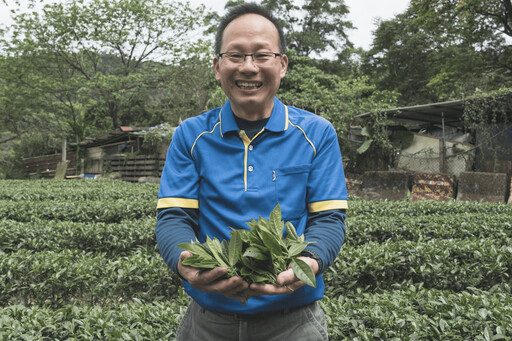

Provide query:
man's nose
left=239, top=56, right=258, bottom=71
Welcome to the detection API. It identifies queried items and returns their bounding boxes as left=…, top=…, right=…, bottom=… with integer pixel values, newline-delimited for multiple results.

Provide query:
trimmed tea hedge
left=0, top=218, right=156, bottom=255
left=0, top=180, right=511, bottom=340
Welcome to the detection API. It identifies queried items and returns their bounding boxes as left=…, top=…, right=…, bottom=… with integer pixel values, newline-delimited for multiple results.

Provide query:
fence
left=396, top=148, right=475, bottom=177
left=23, top=153, right=77, bottom=178
left=104, top=154, right=165, bottom=182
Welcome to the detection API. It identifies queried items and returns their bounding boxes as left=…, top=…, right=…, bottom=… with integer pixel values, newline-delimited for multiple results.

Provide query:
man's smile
left=236, top=81, right=263, bottom=89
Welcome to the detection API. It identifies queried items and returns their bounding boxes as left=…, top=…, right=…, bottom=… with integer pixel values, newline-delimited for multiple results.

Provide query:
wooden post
left=440, top=112, right=446, bottom=173
left=62, top=136, right=67, bottom=162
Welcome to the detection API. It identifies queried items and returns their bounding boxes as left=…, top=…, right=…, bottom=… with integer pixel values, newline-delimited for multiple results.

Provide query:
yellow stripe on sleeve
left=308, top=200, right=348, bottom=212
left=157, top=198, right=199, bottom=209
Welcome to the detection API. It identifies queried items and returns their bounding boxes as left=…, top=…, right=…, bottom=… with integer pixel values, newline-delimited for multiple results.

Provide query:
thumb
left=276, top=268, right=296, bottom=286
left=180, top=250, right=192, bottom=260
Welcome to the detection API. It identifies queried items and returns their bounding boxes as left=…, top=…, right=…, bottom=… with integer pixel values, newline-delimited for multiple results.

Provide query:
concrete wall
left=397, top=134, right=474, bottom=177
left=456, top=172, right=509, bottom=203
left=346, top=170, right=510, bottom=203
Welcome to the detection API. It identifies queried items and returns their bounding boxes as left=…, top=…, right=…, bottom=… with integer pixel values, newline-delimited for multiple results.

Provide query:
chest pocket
left=274, top=164, right=311, bottom=219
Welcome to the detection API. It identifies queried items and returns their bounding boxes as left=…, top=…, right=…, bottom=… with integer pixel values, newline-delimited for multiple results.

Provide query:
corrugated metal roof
left=356, top=99, right=465, bottom=128
left=78, top=127, right=148, bottom=147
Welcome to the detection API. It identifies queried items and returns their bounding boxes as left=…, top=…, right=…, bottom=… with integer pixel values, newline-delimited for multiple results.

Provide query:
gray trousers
left=176, top=299, right=329, bottom=341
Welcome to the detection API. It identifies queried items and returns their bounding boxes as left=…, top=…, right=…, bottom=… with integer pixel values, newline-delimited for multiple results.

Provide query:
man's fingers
left=276, top=268, right=297, bottom=287
left=193, top=267, right=228, bottom=284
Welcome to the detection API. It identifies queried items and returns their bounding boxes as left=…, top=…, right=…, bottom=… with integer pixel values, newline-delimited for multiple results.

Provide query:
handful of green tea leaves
left=178, top=204, right=317, bottom=288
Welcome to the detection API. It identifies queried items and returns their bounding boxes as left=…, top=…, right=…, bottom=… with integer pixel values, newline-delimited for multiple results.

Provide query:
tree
left=0, top=0, right=215, bottom=177
left=259, top=0, right=353, bottom=58
left=364, top=0, right=512, bottom=105
left=2, top=0, right=210, bottom=133
left=279, top=50, right=399, bottom=168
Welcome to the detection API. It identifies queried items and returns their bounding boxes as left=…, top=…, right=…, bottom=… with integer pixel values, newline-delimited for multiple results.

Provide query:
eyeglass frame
left=217, top=52, right=284, bottom=64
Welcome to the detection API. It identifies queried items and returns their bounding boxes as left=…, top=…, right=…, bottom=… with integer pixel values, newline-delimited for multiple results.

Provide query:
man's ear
left=213, top=57, right=221, bottom=81
left=280, top=54, right=288, bottom=79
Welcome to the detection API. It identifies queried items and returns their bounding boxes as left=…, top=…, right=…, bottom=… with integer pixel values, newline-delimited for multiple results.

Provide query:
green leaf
left=178, top=241, right=213, bottom=260
left=243, top=246, right=268, bottom=261
left=206, top=236, right=229, bottom=268
left=484, top=327, right=491, bottom=341
left=245, top=219, right=259, bottom=231
left=228, top=230, right=242, bottom=266
left=181, top=256, right=217, bottom=269
left=260, top=229, right=285, bottom=256
left=269, top=204, right=283, bottom=236
left=357, top=139, right=373, bottom=154
left=288, top=242, right=308, bottom=258
left=177, top=242, right=198, bottom=253
left=290, top=258, right=316, bottom=288
left=285, top=221, right=298, bottom=240
left=250, top=274, right=271, bottom=283
left=241, top=256, right=264, bottom=274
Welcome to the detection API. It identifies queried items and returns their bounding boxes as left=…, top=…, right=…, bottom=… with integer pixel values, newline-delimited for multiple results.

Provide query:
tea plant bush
left=0, top=180, right=511, bottom=340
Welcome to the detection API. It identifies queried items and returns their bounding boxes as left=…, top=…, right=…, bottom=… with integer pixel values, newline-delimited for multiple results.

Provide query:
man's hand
left=177, top=251, right=250, bottom=304
left=247, top=256, right=319, bottom=296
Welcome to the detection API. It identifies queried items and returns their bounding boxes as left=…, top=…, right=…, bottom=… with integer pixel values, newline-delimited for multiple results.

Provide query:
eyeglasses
left=218, top=52, right=283, bottom=65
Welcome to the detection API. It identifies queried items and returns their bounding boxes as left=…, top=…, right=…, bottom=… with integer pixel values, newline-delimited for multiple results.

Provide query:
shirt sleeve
left=156, top=207, right=199, bottom=274
left=303, top=121, right=347, bottom=273
left=306, top=123, right=348, bottom=212
left=303, top=209, right=346, bottom=274
left=157, top=124, right=200, bottom=209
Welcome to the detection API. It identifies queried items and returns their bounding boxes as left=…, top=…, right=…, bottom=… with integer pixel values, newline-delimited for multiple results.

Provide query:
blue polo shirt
left=157, top=97, right=348, bottom=314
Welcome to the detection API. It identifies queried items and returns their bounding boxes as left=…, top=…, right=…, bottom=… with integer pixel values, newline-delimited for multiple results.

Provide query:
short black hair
left=215, top=3, right=287, bottom=55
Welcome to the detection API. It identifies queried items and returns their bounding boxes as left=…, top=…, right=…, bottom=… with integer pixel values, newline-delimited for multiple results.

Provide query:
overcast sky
left=190, top=0, right=411, bottom=50
left=0, top=0, right=410, bottom=50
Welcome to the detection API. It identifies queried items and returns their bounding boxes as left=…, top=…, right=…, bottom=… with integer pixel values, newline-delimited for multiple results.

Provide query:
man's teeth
left=236, top=81, right=262, bottom=88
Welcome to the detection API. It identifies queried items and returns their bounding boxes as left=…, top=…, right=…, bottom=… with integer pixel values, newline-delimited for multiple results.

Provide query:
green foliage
left=261, top=0, right=353, bottom=57
left=463, top=88, right=512, bottom=166
left=463, top=88, right=512, bottom=127
left=0, top=0, right=215, bottom=178
left=364, top=0, right=512, bottom=105
left=0, top=248, right=179, bottom=307
left=179, top=204, right=316, bottom=288
left=140, top=123, right=173, bottom=154
left=279, top=49, right=399, bottom=165
left=322, top=285, right=512, bottom=340
left=0, top=299, right=185, bottom=339
left=0, top=180, right=511, bottom=339
left=0, top=217, right=157, bottom=255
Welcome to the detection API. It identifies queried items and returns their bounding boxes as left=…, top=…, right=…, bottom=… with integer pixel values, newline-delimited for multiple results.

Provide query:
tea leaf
left=178, top=241, right=213, bottom=260
left=285, top=221, right=298, bottom=240
left=288, top=242, right=308, bottom=258
left=259, top=229, right=284, bottom=256
left=243, top=246, right=268, bottom=261
left=269, top=204, right=283, bottom=236
left=228, top=231, right=243, bottom=266
left=291, top=258, right=316, bottom=288
left=206, top=236, right=229, bottom=268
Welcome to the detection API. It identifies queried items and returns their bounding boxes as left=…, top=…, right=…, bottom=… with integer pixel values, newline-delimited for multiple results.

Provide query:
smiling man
left=156, top=3, right=348, bottom=341
left=213, top=12, right=287, bottom=120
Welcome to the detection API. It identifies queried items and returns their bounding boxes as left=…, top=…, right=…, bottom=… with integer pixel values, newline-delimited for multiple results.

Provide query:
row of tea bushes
left=0, top=298, right=185, bottom=340
left=1, top=286, right=510, bottom=341
left=0, top=199, right=155, bottom=223
left=2, top=235, right=510, bottom=308
left=323, top=285, right=512, bottom=340
left=0, top=179, right=511, bottom=340
left=0, top=248, right=179, bottom=307
left=0, top=179, right=159, bottom=201
left=0, top=217, right=156, bottom=255
left=346, top=212, right=512, bottom=246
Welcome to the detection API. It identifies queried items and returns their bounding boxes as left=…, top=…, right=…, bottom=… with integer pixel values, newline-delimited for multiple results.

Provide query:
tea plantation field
left=0, top=179, right=511, bottom=340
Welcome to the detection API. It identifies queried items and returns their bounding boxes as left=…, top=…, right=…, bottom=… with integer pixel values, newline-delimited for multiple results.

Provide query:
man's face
left=214, top=14, right=288, bottom=118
